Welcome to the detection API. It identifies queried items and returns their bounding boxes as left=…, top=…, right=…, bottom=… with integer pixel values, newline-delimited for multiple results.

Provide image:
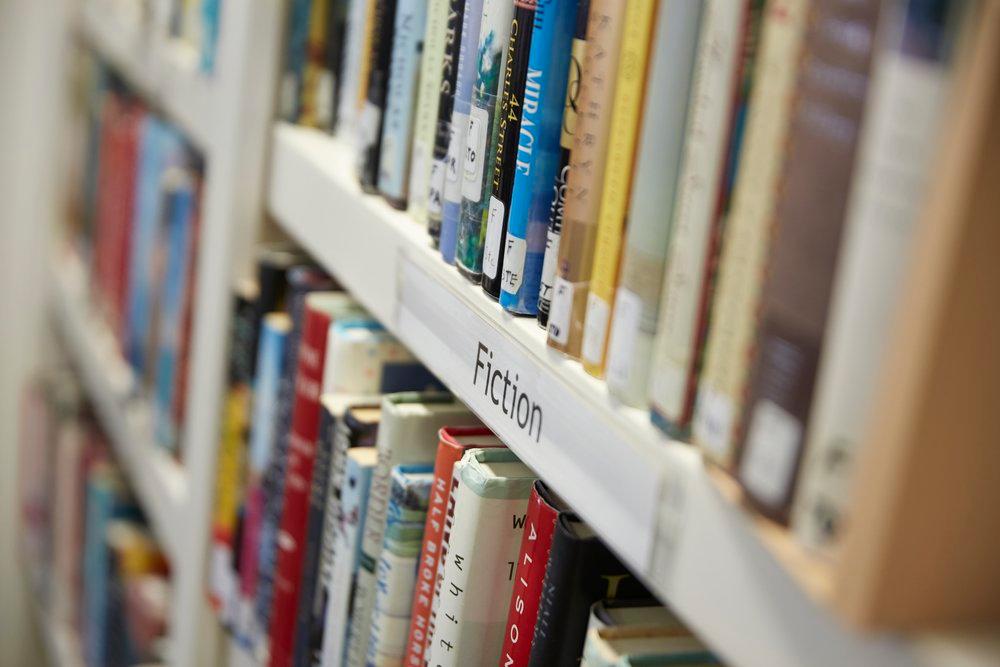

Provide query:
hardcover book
left=298, top=0, right=332, bottom=128
left=545, top=0, right=626, bottom=356
left=336, top=0, right=373, bottom=134
left=603, top=0, right=703, bottom=406
left=280, top=0, right=316, bottom=122
left=356, top=0, right=401, bottom=191
left=403, top=426, right=503, bottom=666
left=581, top=629, right=716, bottom=667
left=426, top=448, right=537, bottom=666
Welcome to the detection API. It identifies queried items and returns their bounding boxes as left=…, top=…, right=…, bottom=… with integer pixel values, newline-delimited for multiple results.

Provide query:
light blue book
left=499, top=0, right=579, bottom=315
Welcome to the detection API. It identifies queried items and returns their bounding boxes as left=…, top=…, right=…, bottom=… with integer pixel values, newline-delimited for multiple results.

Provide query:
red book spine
left=500, top=480, right=560, bottom=666
left=403, top=426, right=500, bottom=667
left=171, top=176, right=202, bottom=450
left=266, top=302, right=334, bottom=667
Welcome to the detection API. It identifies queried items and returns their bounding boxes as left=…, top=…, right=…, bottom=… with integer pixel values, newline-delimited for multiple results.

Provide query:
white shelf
left=50, top=248, right=188, bottom=563
left=267, top=122, right=933, bottom=667
left=80, top=0, right=215, bottom=153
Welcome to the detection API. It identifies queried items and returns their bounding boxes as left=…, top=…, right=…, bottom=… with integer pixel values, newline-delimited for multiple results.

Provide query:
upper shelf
left=266, top=121, right=951, bottom=667
left=50, top=248, right=188, bottom=563
left=80, top=1, right=215, bottom=153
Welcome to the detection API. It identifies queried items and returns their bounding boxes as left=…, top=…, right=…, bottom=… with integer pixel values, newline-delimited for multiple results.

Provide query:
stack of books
left=18, top=362, right=172, bottom=667
left=281, top=0, right=966, bottom=553
left=74, top=58, right=206, bottom=458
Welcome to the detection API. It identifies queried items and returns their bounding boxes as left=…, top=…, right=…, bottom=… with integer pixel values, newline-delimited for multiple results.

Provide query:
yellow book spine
left=210, top=386, right=250, bottom=543
left=580, top=0, right=658, bottom=377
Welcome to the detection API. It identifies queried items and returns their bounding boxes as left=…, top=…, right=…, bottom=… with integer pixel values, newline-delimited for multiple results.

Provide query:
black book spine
left=427, top=0, right=469, bottom=246
left=358, top=0, right=402, bottom=191
left=326, top=0, right=351, bottom=132
left=481, top=0, right=537, bottom=299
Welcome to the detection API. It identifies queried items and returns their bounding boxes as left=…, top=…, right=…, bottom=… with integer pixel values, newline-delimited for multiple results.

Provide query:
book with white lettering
left=344, top=393, right=480, bottom=666
left=320, top=446, right=378, bottom=667
left=426, top=448, right=536, bottom=666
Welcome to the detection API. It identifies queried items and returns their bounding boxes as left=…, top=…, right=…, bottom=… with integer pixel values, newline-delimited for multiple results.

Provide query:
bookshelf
left=267, top=122, right=922, bottom=667
left=33, top=603, right=84, bottom=667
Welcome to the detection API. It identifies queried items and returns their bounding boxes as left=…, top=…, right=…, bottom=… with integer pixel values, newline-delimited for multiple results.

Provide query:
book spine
left=439, top=0, right=487, bottom=264
left=535, top=0, right=589, bottom=327
left=481, top=0, right=539, bottom=299
left=791, top=0, right=954, bottom=549
left=692, top=0, right=809, bottom=463
left=499, top=482, right=559, bottom=666
left=280, top=0, right=316, bottom=122
left=299, top=0, right=333, bottom=128
left=604, top=0, right=703, bottom=407
left=377, top=0, right=429, bottom=207
left=454, top=0, right=516, bottom=280
left=319, top=450, right=376, bottom=667
left=648, top=0, right=752, bottom=437
left=544, top=0, right=626, bottom=356
left=324, top=0, right=351, bottom=132
left=736, top=0, right=882, bottom=524
left=407, top=0, right=451, bottom=226
left=578, top=0, right=657, bottom=376
left=425, top=461, right=532, bottom=665
left=357, top=0, right=401, bottom=192
left=499, top=0, right=580, bottom=316
left=336, top=0, right=372, bottom=134
left=427, top=0, right=469, bottom=246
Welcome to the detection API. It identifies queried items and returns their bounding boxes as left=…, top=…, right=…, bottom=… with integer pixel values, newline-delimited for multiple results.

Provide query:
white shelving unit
left=268, top=122, right=935, bottom=667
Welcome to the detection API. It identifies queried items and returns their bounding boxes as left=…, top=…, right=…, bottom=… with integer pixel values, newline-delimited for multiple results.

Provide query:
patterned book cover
left=737, top=0, right=883, bottom=524
left=406, top=0, right=451, bottom=226
left=377, top=0, right=429, bottom=206
left=438, top=0, right=486, bottom=264
left=403, top=427, right=502, bottom=666
left=425, top=449, right=536, bottom=666
left=499, top=0, right=580, bottom=316
left=357, top=0, right=401, bottom=191
left=480, top=0, right=538, bottom=299
left=578, top=0, right=658, bottom=376
left=454, top=0, right=517, bottom=280
left=648, top=0, right=756, bottom=437
left=603, top=0, right=703, bottom=407
left=535, top=0, right=589, bottom=327
left=427, top=0, right=469, bottom=247
left=365, top=464, right=434, bottom=664
left=544, top=0, right=626, bottom=356
left=344, top=393, right=479, bottom=666
left=692, top=0, right=810, bottom=463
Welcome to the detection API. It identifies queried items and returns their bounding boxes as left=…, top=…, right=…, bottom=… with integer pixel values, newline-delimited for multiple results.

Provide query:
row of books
left=205, top=246, right=719, bottom=666
left=77, top=63, right=205, bottom=457
left=284, top=0, right=964, bottom=550
left=19, top=361, right=171, bottom=667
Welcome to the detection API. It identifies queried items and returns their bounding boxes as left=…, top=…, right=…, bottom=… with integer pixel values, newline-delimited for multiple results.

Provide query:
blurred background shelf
left=49, top=247, right=188, bottom=562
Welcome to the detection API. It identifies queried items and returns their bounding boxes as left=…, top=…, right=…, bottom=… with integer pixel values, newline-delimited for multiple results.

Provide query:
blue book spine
left=153, top=175, right=196, bottom=452
left=499, top=0, right=578, bottom=315
left=439, top=0, right=487, bottom=264
left=200, top=0, right=221, bottom=73
left=377, top=0, right=429, bottom=205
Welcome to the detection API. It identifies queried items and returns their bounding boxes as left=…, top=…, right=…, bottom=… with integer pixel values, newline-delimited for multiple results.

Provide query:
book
left=365, top=464, right=435, bottom=664
left=377, top=0, right=429, bottom=207
left=320, top=445, right=379, bottom=667
left=578, top=0, right=657, bottom=374
left=255, top=268, right=336, bottom=651
left=454, top=0, right=517, bottom=280
left=691, top=0, right=810, bottom=463
left=499, top=0, right=580, bottom=316
left=535, top=0, right=589, bottom=327
left=403, top=426, right=503, bottom=666
left=344, top=393, right=480, bottom=666
left=52, top=414, right=85, bottom=623
left=500, top=480, right=565, bottom=666
left=527, top=514, right=651, bottom=666
left=603, top=0, right=703, bottom=406
left=480, top=0, right=538, bottom=299
left=438, top=0, right=487, bottom=264
left=792, top=0, right=957, bottom=550
left=425, top=449, right=536, bottom=666
left=405, top=0, right=451, bottom=226
left=586, top=600, right=683, bottom=635
left=357, top=0, right=401, bottom=192
left=544, top=0, right=626, bottom=356
left=336, top=0, right=373, bottom=134
left=324, top=0, right=351, bottom=132
left=299, top=0, right=333, bottom=129
left=736, top=0, right=882, bottom=524
left=581, top=629, right=716, bottom=667
left=648, top=0, right=757, bottom=438
left=268, top=293, right=367, bottom=667
left=426, top=0, right=469, bottom=246
left=280, top=0, right=316, bottom=122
